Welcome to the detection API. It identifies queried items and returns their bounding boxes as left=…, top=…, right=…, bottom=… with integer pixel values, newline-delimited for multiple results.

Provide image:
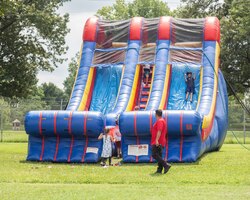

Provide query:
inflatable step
left=140, top=98, right=148, bottom=102
left=139, top=104, right=146, bottom=109
left=141, top=91, right=149, bottom=96
left=143, top=79, right=151, bottom=84
left=143, top=85, right=151, bottom=89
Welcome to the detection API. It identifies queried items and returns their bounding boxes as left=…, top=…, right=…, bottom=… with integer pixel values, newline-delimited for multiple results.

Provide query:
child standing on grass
left=98, top=128, right=113, bottom=167
left=114, top=120, right=122, bottom=158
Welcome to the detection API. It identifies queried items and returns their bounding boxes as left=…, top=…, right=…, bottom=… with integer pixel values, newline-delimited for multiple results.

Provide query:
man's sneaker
left=154, top=171, right=162, bottom=174
left=164, top=164, right=171, bottom=174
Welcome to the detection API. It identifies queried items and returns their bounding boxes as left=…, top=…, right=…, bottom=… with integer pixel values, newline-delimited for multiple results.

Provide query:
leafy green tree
left=227, top=94, right=250, bottom=130
left=228, top=95, right=243, bottom=124
left=0, top=98, right=11, bottom=125
left=6, top=86, right=47, bottom=126
left=63, top=53, right=79, bottom=99
left=173, top=0, right=231, bottom=19
left=6, top=83, right=67, bottom=127
left=0, top=0, right=70, bottom=99
left=40, top=82, right=67, bottom=110
left=176, top=0, right=250, bottom=94
left=97, top=0, right=172, bottom=19
left=10, top=98, right=47, bottom=125
left=220, top=1, right=250, bottom=93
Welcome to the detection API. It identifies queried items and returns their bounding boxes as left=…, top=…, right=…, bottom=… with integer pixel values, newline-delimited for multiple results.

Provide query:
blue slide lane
left=146, top=40, right=170, bottom=110
left=89, top=64, right=123, bottom=114
left=105, top=41, right=141, bottom=125
left=167, top=62, right=201, bottom=110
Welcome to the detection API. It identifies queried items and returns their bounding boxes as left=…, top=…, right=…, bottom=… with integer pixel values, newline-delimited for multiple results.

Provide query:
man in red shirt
left=151, top=109, right=171, bottom=174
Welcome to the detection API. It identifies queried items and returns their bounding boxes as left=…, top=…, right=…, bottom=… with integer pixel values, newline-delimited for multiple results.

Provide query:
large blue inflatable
left=25, top=16, right=228, bottom=163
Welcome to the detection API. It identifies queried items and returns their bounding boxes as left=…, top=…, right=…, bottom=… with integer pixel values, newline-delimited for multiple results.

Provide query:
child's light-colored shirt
left=114, top=125, right=121, bottom=141
left=101, top=135, right=112, bottom=158
left=144, top=64, right=150, bottom=70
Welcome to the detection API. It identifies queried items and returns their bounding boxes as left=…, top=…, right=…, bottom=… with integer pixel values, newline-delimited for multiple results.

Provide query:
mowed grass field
left=1, top=130, right=250, bottom=143
left=0, top=139, right=250, bottom=199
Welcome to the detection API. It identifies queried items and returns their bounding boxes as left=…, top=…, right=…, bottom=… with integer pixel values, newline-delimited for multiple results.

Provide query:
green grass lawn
left=1, top=130, right=28, bottom=142
left=1, top=130, right=250, bottom=144
left=0, top=143, right=249, bottom=200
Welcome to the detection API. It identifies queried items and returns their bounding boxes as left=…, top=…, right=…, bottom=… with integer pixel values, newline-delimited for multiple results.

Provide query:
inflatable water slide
left=25, top=16, right=228, bottom=163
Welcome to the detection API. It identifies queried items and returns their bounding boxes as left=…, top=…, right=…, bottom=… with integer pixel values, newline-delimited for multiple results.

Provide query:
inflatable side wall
left=25, top=111, right=104, bottom=162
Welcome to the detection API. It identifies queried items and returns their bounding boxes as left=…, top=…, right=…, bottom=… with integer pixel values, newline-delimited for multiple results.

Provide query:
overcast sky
left=37, top=0, right=181, bottom=89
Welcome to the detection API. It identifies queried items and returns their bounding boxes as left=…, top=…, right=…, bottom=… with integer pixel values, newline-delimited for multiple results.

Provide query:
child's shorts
left=144, top=69, right=150, bottom=77
left=115, top=141, right=121, bottom=148
left=186, top=86, right=194, bottom=93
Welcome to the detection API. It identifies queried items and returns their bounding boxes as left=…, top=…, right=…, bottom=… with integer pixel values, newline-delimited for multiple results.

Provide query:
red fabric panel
left=83, top=16, right=98, bottom=41
left=204, top=17, right=220, bottom=42
left=134, top=112, right=139, bottom=162
left=130, top=17, right=143, bottom=40
left=54, top=136, right=59, bottom=161
left=40, top=137, right=45, bottom=161
left=68, top=136, right=74, bottom=162
left=82, top=113, right=88, bottom=163
left=158, top=16, right=171, bottom=40
left=82, top=136, right=88, bottom=163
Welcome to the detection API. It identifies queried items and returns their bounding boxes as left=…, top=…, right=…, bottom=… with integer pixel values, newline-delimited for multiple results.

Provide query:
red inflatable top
left=82, top=16, right=98, bottom=42
left=129, top=17, right=143, bottom=40
left=204, top=17, right=220, bottom=42
left=158, top=16, right=171, bottom=40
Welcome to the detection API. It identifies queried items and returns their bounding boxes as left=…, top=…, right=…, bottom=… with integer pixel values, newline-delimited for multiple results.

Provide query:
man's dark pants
left=152, top=145, right=168, bottom=172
